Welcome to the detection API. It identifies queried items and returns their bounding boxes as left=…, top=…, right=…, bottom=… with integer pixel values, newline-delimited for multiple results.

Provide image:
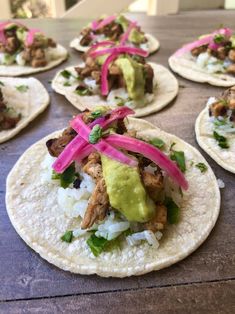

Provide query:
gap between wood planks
left=0, top=277, right=234, bottom=303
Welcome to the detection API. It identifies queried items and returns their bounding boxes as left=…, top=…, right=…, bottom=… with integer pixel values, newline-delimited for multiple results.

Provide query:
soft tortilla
left=169, top=53, right=235, bottom=87
left=6, top=118, right=220, bottom=277
left=0, top=44, right=68, bottom=77
left=0, top=77, right=50, bottom=143
left=195, top=101, right=235, bottom=173
left=52, top=62, right=178, bottom=117
left=70, top=33, right=160, bottom=55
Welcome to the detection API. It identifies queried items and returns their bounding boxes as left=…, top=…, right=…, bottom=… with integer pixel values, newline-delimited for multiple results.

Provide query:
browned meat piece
left=109, top=64, right=122, bottom=75
left=80, top=66, right=93, bottom=77
left=216, top=47, right=228, bottom=60
left=228, top=99, right=235, bottom=110
left=141, top=169, right=163, bottom=201
left=226, top=64, right=235, bottom=74
left=81, top=27, right=91, bottom=37
left=228, top=49, right=235, bottom=62
left=5, top=36, right=20, bottom=54
left=47, top=38, right=56, bottom=48
left=144, top=64, right=154, bottom=94
left=46, top=127, right=77, bottom=157
left=91, top=70, right=101, bottom=83
left=81, top=178, right=109, bottom=229
left=80, top=33, right=93, bottom=46
left=144, top=204, right=167, bottom=231
left=82, top=152, right=102, bottom=182
left=210, top=102, right=227, bottom=117
left=0, top=92, right=21, bottom=131
left=22, top=48, right=31, bottom=62
left=222, top=85, right=235, bottom=101
left=86, top=56, right=96, bottom=68
left=34, top=48, right=45, bottom=59
left=191, top=45, right=207, bottom=57
left=31, top=58, right=47, bottom=68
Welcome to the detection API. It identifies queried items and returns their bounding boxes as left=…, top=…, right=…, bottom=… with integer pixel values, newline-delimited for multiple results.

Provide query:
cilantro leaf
left=63, top=81, right=71, bottom=86
left=75, top=86, right=91, bottom=96
left=87, top=234, right=108, bottom=256
left=90, top=108, right=107, bottom=119
left=15, top=85, right=29, bottom=93
left=61, top=230, right=74, bottom=243
left=214, top=34, right=225, bottom=44
left=213, top=131, right=229, bottom=149
left=89, top=125, right=103, bottom=144
left=195, top=162, right=208, bottom=173
left=52, top=163, right=76, bottom=188
left=60, top=70, right=72, bottom=79
left=164, top=197, right=180, bottom=224
left=170, top=150, right=186, bottom=172
left=149, top=138, right=165, bottom=149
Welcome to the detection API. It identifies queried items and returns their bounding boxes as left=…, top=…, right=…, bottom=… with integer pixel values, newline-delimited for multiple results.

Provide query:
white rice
left=196, top=52, right=226, bottom=74
left=126, top=230, right=162, bottom=248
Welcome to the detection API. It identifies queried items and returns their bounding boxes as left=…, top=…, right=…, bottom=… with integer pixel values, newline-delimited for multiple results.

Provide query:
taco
left=0, top=21, right=68, bottom=76
left=6, top=107, right=220, bottom=277
left=195, top=86, right=235, bottom=173
left=0, top=77, right=49, bottom=143
left=70, top=15, right=159, bottom=54
left=169, top=27, right=235, bottom=86
left=52, top=44, right=178, bottom=117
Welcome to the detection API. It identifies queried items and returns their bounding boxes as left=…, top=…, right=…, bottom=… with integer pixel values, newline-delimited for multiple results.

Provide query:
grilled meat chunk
left=210, top=101, right=227, bottom=117
left=227, top=64, right=235, bottom=74
left=228, top=49, right=235, bottom=62
left=141, top=169, right=164, bottom=201
left=81, top=178, right=109, bottom=229
left=82, top=152, right=102, bottom=182
left=0, top=89, right=21, bottom=130
left=191, top=45, right=207, bottom=57
left=46, top=127, right=77, bottom=157
left=144, top=204, right=167, bottom=231
left=144, top=63, right=154, bottom=93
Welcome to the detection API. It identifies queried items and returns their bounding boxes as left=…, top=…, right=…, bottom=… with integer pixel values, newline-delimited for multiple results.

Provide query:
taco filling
left=43, top=107, right=189, bottom=256
left=59, top=44, right=157, bottom=109
left=208, top=86, right=235, bottom=149
left=0, top=85, right=21, bottom=130
left=78, top=15, right=149, bottom=51
left=0, top=21, right=62, bottom=68
left=175, top=28, right=235, bottom=75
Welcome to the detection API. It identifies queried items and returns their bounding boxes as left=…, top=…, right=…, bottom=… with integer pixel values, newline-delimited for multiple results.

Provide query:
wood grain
left=0, top=10, right=234, bottom=312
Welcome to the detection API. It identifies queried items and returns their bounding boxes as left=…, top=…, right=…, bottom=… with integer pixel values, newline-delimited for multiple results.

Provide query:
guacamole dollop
left=116, top=15, right=145, bottom=44
left=101, top=155, right=155, bottom=222
left=115, top=56, right=145, bottom=102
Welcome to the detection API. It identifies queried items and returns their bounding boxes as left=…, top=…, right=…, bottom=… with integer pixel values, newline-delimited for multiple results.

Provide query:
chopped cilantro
left=15, top=85, right=29, bottom=93
left=214, top=34, right=225, bottom=44
left=90, top=108, right=106, bottom=119
left=52, top=163, right=77, bottom=188
left=63, top=81, right=71, bottom=86
left=89, top=125, right=103, bottom=144
left=213, top=131, right=229, bottom=149
left=195, top=162, right=208, bottom=173
left=114, top=96, right=126, bottom=106
left=87, top=234, right=108, bottom=256
left=60, top=70, right=72, bottom=79
left=75, top=87, right=91, bottom=96
left=170, top=150, right=186, bottom=172
left=0, top=81, right=4, bottom=86
left=61, top=230, right=74, bottom=243
left=164, top=197, right=180, bottom=224
left=149, top=138, right=165, bottom=149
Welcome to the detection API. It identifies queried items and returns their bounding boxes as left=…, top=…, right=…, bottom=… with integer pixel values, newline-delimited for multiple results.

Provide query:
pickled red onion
left=101, top=52, right=119, bottom=95
left=120, top=21, right=137, bottom=45
left=70, top=115, right=137, bottom=167
left=89, top=46, right=148, bottom=58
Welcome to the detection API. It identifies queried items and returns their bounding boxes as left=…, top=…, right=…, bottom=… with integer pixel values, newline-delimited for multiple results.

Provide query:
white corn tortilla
left=70, top=33, right=160, bottom=55
left=52, top=62, right=178, bottom=117
left=0, top=77, right=50, bottom=143
left=0, top=44, right=68, bottom=77
left=6, top=117, right=220, bottom=277
left=169, top=53, right=235, bottom=87
left=195, top=100, right=235, bottom=173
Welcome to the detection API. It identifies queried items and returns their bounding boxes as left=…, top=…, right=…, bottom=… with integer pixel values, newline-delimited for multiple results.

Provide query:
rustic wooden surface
left=0, top=10, right=235, bottom=313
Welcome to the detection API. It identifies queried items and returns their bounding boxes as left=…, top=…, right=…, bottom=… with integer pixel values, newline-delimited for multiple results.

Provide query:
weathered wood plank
left=0, top=280, right=234, bottom=314
left=0, top=11, right=235, bottom=301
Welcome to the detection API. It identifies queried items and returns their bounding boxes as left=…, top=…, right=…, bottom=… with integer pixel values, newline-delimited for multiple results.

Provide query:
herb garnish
left=51, top=163, right=77, bottom=188
left=195, top=162, right=208, bottom=173
left=15, top=85, right=29, bottom=93
left=87, top=234, right=120, bottom=256
left=213, top=131, right=229, bottom=149
left=170, top=150, right=186, bottom=172
left=89, top=125, right=103, bottom=144
left=75, top=87, right=91, bottom=96
left=61, top=231, right=74, bottom=243
left=60, top=70, right=72, bottom=79
left=63, top=82, right=71, bottom=87
left=149, top=138, right=165, bottom=149
left=214, top=34, right=225, bottom=44
left=90, top=108, right=107, bottom=119
left=164, top=197, right=180, bottom=224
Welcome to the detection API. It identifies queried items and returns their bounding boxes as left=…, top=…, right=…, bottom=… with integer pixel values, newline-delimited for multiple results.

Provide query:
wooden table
left=0, top=10, right=235, bottom=313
